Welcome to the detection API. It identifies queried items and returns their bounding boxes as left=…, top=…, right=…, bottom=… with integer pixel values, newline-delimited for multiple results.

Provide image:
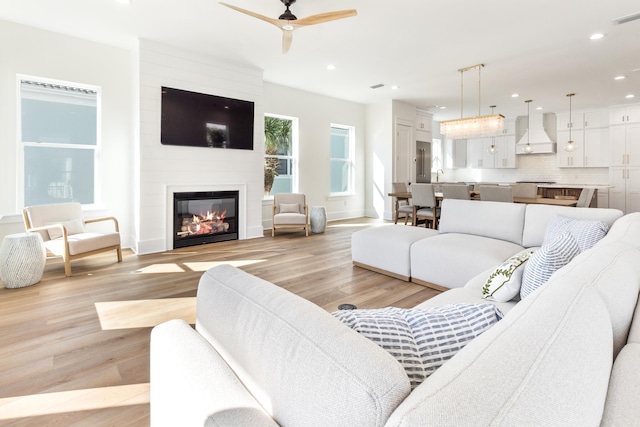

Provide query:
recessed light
left=439, top=106, right=447, bottom=110
left=115, top=0, right=132, bottom=4
left=326, top=64, right=336, bottom=71
left=511, top=93, right=519, bottom=98
left=391, top=85, right=399, bottom=90
left=536, top=107, right=543, bottom=110
left=590, top=33, right=605, bottom=40
left=614, top=75, right=627, bottom=80
left=626, top=94, right=635, bottom=99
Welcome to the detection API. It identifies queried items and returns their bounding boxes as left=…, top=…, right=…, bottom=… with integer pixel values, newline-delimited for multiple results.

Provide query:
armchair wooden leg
left=117, top=246, right=123, bottom=262
left=64, top=257, right=72, bottom=277
left=272, top=227, right=275, bottom=237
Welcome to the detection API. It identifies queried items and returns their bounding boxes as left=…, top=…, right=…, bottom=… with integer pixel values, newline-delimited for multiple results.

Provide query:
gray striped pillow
left=332, top=304, right=503, bottom=389
left=520, top=232, right=580, bottom=299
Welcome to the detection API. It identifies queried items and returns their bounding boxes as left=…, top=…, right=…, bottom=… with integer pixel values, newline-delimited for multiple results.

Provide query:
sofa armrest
left=150, top=319, right=277, bottom=427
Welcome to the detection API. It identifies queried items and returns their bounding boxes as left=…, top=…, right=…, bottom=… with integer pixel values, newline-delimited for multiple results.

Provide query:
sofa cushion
left=520, top=232, right=580, bottom=299
left=438, top=199, right=526, bottom=245
left=195, top=265, right=410, bottom=427
left=521, top=204, right=622, bottom=248
left=352, top=225, right=438, bottom=280
left=332, top=304, right=502, bottom=390
left=601, top=343, right=640, bottom=427
left=482, top=249, right=534, bottom=302
left=410, top=233, right=524, bottom=289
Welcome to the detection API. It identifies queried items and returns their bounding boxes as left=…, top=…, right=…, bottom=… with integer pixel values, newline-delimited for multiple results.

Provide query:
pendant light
left=487, top=105, right=497, bottom=154
left=523, top=100, right=534, bottom=154
left=564, top=93, right=576, bottom=152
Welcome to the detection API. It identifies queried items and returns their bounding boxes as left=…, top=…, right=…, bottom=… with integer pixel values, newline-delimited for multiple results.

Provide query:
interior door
left=394, top=122, right=413, bottom=183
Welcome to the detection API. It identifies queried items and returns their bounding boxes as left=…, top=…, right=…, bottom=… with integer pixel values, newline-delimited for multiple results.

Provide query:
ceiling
left=2, top=0, right=639, bottom=121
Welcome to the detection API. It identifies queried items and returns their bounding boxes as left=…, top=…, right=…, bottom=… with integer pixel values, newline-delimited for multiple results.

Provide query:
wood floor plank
left=0, top=218, right=439, bottom=425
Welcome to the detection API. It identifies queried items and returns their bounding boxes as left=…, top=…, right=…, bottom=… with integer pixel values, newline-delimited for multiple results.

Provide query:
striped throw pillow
left=520, top=232, right=580, bottom=299
left=332, top=304, right=503, bottom=389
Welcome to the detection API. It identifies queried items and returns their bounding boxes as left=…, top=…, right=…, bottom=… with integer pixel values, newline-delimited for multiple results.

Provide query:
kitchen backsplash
left=442, top=153, right=610, bottom=184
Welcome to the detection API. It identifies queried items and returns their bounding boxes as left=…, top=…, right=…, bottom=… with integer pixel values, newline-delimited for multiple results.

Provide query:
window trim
left=329, top=123, right=355, bottom=196
left=17, top=74, right=102, bottom=209
left=263, top=113, right=298, bottom=200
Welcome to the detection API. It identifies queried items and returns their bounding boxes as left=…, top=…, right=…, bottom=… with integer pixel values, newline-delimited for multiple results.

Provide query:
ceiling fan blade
left=295, top=9, right=357, bottom=26
left=219, top=2, right=281, bottom=27
left=282, top=30, right=293, bottom=54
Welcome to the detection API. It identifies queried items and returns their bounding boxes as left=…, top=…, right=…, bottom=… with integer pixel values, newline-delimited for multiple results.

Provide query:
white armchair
left=272, top=193, right=309, bottom=237
left=22, top=202, right=122, bottom=276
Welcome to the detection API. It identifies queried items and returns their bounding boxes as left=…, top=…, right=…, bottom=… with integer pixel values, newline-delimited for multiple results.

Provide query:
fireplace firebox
left=173, top=191, right=239, bottom=249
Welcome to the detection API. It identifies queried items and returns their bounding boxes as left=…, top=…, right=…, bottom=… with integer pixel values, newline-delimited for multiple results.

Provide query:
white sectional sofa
left=353, top=199, right=623, bottom=290
left=150, top=209, right=640, bottom=426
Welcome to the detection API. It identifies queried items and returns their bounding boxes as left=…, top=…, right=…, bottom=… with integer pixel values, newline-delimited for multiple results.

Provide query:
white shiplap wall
left=137, top=40, right=265, bottom=254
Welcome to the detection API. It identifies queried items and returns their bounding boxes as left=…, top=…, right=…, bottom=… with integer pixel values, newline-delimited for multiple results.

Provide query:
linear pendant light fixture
left=564, top=93, right=576, bottom=152
left=440, top=64, right=505, bottom=139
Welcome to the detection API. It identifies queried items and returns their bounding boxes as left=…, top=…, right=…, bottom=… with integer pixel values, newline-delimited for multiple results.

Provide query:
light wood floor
left=0, top=217, right=439, bottom=426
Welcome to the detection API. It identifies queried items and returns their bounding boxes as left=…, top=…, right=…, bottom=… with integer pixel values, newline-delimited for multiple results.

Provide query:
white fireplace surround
left=166, top=184, right=247, bottom=250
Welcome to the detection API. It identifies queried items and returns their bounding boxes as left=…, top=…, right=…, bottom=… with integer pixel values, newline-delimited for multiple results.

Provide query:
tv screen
left=161, top=86, right=254, bottom=150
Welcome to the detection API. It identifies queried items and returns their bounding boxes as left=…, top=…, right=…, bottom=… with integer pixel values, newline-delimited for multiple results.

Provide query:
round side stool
left=0, top=233, right=47, bottom=288
left=310, top=206, right=327, bottom=234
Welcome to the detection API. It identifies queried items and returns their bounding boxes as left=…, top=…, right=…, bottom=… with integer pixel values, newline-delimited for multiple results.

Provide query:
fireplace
left=173, top=191, right=239, bottom=248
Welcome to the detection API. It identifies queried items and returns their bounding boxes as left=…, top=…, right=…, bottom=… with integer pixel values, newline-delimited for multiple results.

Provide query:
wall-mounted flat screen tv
left=161, top=86, right=254, bottom=150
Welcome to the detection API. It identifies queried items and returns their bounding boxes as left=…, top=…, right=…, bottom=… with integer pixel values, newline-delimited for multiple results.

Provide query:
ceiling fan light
left=282, top=23, right=295, bottom=30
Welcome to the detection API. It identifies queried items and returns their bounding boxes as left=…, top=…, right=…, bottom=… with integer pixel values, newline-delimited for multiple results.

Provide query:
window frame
left=329, top=123, right=355, bottom=196
left=17, top=74, right=102, bottom=209
left=263, top=113, right=298, bottom=199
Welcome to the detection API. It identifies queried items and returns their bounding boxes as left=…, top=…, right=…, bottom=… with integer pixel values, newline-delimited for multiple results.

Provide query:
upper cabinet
left=416, top=110, right=433, bottom=142
left=557, top=110, right=609, bottom=168
left=610, top=105, right=640, bottom=125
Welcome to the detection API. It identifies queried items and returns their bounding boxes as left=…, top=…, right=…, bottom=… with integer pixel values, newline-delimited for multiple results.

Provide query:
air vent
left=370, top=83, right=384, bottom=89
left=612, top=11, right=640, bottom=25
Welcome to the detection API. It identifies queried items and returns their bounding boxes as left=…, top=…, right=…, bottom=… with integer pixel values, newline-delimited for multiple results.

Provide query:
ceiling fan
left=219, top=0, right=357, bottom=54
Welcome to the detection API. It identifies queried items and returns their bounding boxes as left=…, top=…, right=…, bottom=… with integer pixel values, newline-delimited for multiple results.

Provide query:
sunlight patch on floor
left=183, top=259, right=266, bottom=271
left=327, top=222, right=387, bottom=228
left=135, top=263, right=186, bottom=274
left=0, top=383, right=149, bottom=420
left=95, top=298, right=196, bottom=330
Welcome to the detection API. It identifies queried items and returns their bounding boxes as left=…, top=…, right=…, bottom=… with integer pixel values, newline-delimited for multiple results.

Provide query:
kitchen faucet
left=436, top=169, right=444, bottom=183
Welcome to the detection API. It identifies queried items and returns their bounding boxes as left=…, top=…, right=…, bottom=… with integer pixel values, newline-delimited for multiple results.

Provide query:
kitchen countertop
left=535, top=184, right=613, bottom=189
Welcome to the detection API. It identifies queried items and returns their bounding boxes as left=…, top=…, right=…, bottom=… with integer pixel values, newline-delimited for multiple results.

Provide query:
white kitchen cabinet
left=494, top=135, right=516, bottom=168
left=597, top=188, right=609, bottom=208
left=415, top=110, right=433, bottom=143
left=467, top=138, right=495, bottom=168
left=557, top=130, right=585, bottom=167
left=557, top=111, right=609, bottom=168
left=610, top=104, right=640, bottom=125
left=609, top=166, right=640, bottom=214
left=497, top=118, right=516, bottom=135
left=610, top=123, right=640, bottom=167
left=444, top=139, right=467, bottom=169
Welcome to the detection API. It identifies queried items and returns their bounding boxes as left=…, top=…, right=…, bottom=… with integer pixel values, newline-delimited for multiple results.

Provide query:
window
left=20, top=77, right=100, bottom=207
left=264, top=114, right=297, bottom=197
left=330, top=124, right=354, bottom=195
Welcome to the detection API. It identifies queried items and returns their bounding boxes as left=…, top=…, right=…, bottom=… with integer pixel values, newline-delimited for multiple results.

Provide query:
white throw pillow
left=47, top=218, right=86, bottom=240
left=332, top=304, right=503, bottom=390
left=279, top=203, right=300, bottom=214
left=520, top=232, right=580, bottom=299
left=482, top=250, right=534, bottom=302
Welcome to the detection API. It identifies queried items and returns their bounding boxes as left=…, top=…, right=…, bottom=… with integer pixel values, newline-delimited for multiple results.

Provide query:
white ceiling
left=2, top=0, right=639, bottom=121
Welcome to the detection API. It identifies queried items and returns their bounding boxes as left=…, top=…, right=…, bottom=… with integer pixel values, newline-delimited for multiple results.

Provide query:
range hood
left=516, top=112, right=556, bottom=154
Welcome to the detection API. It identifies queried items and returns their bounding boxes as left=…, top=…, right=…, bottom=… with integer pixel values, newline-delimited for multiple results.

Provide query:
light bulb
left=523, top=144, right=534, bottom=154
left=565, top=141, right=576, bottom=152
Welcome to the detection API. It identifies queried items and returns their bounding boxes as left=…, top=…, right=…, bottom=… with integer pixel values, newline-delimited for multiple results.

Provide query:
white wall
left=365, top=101, right=393, bottom=219
left=262, top=82, right=366, bottom=229
left=137, top=40, right=265, bottom=254
left=0, top=20, right=134, bottom=246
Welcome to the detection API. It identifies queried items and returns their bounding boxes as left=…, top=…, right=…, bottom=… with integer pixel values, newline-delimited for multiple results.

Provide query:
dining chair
left=511, top=183, right=538, bottom=199
left=576, top=188, right=595, bottom=208
left=479, top=185, right=514, bottom=203
left=441, top=184, right=470, bottom=200
left=411, top=183, right=440, bottom=229
left=393, top=182, right=412, bottom=225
